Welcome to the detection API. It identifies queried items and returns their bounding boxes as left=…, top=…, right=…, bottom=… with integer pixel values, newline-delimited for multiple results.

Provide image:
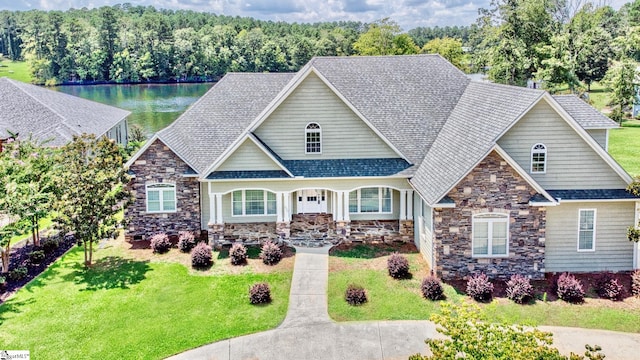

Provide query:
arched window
left=472, top=213, right=509, bottom=257
left=305, top=123, right=321, bottom=154
left=146, top=183, right=176, bottom=213
left=531, top=143, right=547, bottom=174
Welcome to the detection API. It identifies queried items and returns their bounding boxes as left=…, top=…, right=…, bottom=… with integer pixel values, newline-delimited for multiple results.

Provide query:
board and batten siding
left=497, top=100, right=627, bottom=189
left=586, top=129, right=607, bottom=150
left=217, top=139, right=282, bottom=171
left=201, top=183, right=210, bottom=229
left=545, top=202, right=635, bottom=272
left=253, top=72, right=398, bottom=160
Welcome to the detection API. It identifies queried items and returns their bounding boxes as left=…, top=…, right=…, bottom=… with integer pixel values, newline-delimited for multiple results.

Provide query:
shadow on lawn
left=0, top=297, right=35, bottom=325
left=64, top=257, right=151, bottom=291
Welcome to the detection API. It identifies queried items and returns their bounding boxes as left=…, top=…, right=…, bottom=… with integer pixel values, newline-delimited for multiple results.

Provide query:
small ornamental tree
left=53, top=134, right=131, bottom=266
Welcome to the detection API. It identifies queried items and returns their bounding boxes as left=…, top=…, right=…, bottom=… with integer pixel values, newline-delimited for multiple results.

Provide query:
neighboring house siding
left=546, top=201, right=635, bottom=272
left=126, top=139, right=200, bottom=236
left=497, top=100, right=627, bottom=189
left=433, top=151, right=546, bottom=280
left=253, top=72, right=398, bottom=160
left=586, top=129, right=607, bottom=150
left=106, top=119, right=128, bottom=145
left=217, top=139, right=282, bottom=171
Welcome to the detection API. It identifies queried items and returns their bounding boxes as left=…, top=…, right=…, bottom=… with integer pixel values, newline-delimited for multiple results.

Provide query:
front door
left=297, top=189, right=327, bottom=213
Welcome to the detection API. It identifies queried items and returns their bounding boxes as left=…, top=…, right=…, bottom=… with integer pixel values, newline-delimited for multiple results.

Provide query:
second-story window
left=531, top=143, right=547, bottom=174
left=305, top=123, right=321, bottom=154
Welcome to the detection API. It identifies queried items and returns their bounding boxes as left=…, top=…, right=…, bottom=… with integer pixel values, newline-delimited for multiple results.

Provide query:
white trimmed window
left=349, top=187, right=392, bottom=213
left=305, top=123, right=321, bottom=154
left=531, top=143, right=547, bottom=173
left=472, top=213, right=508, bottom=257
left=232, top=190, right=277, bottom=216
left=578, top=209, right=596, bottom=251
left=146, top=183, right=176, bottom=213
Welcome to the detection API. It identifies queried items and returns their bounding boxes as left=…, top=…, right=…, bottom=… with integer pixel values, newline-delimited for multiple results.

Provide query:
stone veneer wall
left=434, top=151, right=546, bottom=280
left=126, top=139, right=201, bottom=238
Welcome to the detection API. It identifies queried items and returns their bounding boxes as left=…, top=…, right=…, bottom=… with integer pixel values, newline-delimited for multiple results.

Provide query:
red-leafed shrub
left=177, top=231, right=197, bottom=253
left=632, top=270, right=640, bottom=297
left=150, top=233, right=171, bottom=254
left=249, top=282, right=271, bottom=304
left=506, top=274, right=534, bottom=304
left=421, top=276, right=445, bottom=301
left=466, top=273, right=494, bottom=302
left=191, top=242, right=213, bottom=268
left=230, top=243, right=248, bottom=265
left=556, top=272, right=584, bottom=303
left=387, top=253, right=410, bottom=279
left=345, top=284, right=368, bottom=306
left=597, top=275, right=624, bottom=301
left=260, top=241, right=282, bottom=265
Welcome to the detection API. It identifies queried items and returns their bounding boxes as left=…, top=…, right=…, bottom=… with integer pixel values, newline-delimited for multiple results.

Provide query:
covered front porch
left=203, top=179, right=416, bottom=246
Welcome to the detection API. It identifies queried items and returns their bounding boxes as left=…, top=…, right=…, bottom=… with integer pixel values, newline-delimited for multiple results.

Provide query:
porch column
left=399, top=190, right=407, bottom=220
left=332, top=191, right=337, bottom=216
left=283, top=192, right=292, bottom=221
left=215, top=193, right=223, bottom=224
left=336, top=191, right=344, bottom=221
left=635, top=201, right=640, bottom=269
left=343, top=191, right=350, bottom=222
left=208, top=184, right=215, bottom=225
left=276, top=192, right=284, bottom=223
left=406, top=190, right=414, bottom=219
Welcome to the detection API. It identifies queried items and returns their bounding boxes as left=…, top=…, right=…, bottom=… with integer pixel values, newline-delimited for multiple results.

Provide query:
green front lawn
left=328, top=248, right=640, bottom=333
left=0, top=240, right=292, bottom=359
left=609, top=125, right=640, bottom=176
left=0, top=58, right=32, bottom=83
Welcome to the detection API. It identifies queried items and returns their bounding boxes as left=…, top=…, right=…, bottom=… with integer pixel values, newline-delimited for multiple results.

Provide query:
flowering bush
left=345, top=284, right=368, bottom=306
left=632, top=270, right=640, bottom=297
left=597, top=276, right=623, bottom=301
left=466, top=273, right=494, bottom=302
left=421, top=276, right=445, bottom=301
left=230, top=243, right=248, bottom=265
left=177, top=231, right=197, bottom=253
left=387, top=253, right=410, bottom=279
left=260, top=241, right=282, bottom=265
left=556, top=273, right=584, bottom=303
left=150, top=233, right=171, bottom=254
left=506, top=274, right=534, bottom=304
left=249, top=282, right=272, bottom=304
left=191, top=242, right=213, bottom=268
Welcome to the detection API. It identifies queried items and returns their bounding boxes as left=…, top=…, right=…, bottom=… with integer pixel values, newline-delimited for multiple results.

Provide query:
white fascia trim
left=202, top=134, right=293, bottom=178
left=542, top=94, right=633, bottom=184
left=434, top=203, right=456, bottom=209
left=529, top=201, right=557, bottom=207
left=494, top=145, right=557, bottom=204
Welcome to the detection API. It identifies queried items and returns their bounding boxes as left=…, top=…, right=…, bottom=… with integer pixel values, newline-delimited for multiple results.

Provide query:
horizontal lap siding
left=254, top=72, right=397, bottom=160
left=497, top=101, right=627, bottom=189
left=217, top=139, right=282, bottom=171
left=546, top=202, right=635, bottom=272
left=201, top=183, right=210, bottom=229
left=587, top=129, right=607, bottom=150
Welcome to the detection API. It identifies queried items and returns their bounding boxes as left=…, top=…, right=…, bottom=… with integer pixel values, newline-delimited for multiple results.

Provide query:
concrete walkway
left=168, top=246, right=640, bottom=360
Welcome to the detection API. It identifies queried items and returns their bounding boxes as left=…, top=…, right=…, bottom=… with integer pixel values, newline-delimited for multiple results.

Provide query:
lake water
left=54, top=83, right=214, bottom=137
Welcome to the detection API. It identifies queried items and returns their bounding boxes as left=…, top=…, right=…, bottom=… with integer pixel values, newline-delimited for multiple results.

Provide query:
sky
left=1, top=0, right=631, bottom=30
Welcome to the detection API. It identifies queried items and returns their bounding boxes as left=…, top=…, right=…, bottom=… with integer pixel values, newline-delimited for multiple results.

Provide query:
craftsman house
left=0, top=77, right=130, bottom=147
left=125, top=55, right=640, bottom=279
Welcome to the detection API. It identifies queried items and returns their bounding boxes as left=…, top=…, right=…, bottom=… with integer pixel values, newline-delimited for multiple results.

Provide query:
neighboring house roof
left=0, top=77, right=130, bottom=146
left=154, top=73, right=296, bottom=174
left=410, top=82, right=545, bottom=205
left=553, top=95, right=618, bottom=129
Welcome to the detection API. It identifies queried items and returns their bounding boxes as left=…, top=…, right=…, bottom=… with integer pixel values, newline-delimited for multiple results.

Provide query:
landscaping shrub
left=466, top=273, right=494, bottom=302
left=28, top=250, right=46, bottom=265
left=556, top=272, right=585, bottom=303
left=8, top=266, right=28, bottom=282
left=0, top=275, right=5, bottom=288
left=42, top=237, right=60, bottom=254
left=230, top=243, right=248, bottom=265
left=387, top=253, right=410, bottom=279
left=150, top=233, right=171, bottom=254
left=597, top=276, right=624, bottom=301
left=345, top=284, right=368, bottom=306
left=191, top=242, right=213, bottom=268
left=632, top=270, right=640, bottom=296
left=177, top=231, right=197, bottom=253
left=260, top=241, right=282, bottom=265
left=506, top=274, right=534, bottom=304
left=249, top=282, right=272, bottom=304
left=421, top=276, right=444, bottom=301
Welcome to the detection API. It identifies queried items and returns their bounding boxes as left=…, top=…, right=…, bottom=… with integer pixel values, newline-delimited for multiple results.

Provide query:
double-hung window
left=349, top=187, right=392, bottom=213
left=232, top=190, right=277, bottom=216
left=146, top=183, right=176, bottom=213
left=531, top=143, right=547, bottom=173
left=472, top=213, right=508, bottom=257
left=578, top=209, right=596, bottom=251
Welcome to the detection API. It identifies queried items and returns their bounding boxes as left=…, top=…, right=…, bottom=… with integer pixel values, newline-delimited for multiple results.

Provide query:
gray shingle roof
left=309, top=55, right=470, bottom=163
left=207, top=170, right=291, bottom=179
left=546, top=189, right=639, bottom=200
left=281, top=158, right=411, bottom=178
left=157, top=73, right=296, bottom=173
left=0, top=77, right=130, bottom=146
left=410, top=82, right=545, bottom=205
left=553, top=95, right=618, bottom=129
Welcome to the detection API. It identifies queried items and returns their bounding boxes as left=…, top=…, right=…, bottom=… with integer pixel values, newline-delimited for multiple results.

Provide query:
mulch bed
left=1, top=234, right=77, bottom=303
left=329, top=241, right=419, bottom=256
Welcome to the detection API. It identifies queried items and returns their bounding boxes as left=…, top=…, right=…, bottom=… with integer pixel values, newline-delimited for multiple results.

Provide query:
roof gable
left=209, top=134, right=293, bottom=176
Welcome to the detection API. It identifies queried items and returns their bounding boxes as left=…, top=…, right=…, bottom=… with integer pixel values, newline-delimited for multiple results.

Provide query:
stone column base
left=399, top=220, right=414, bottom=241
left=276, top=221, right=291, bottom=239
left=208, top=223, right=225, bottom=248
left=336, top=220, right=351, bottom=239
